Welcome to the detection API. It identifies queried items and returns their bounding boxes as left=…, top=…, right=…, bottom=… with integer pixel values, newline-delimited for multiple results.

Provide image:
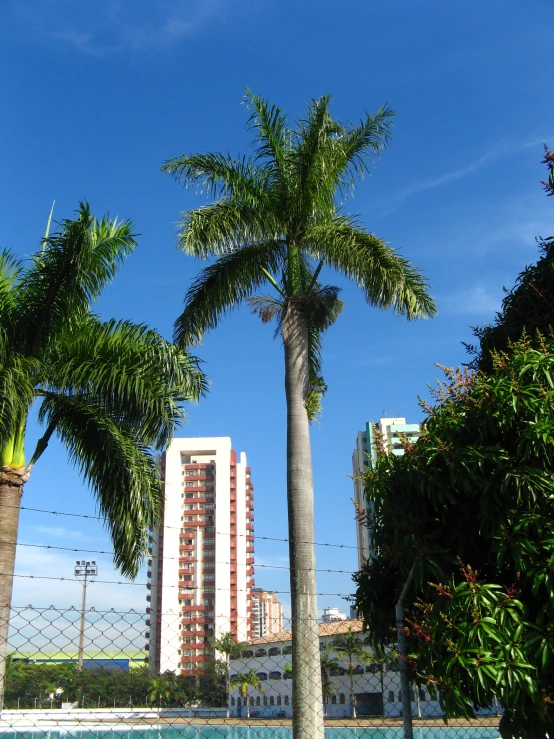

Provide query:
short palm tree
left=210, top=632, right=243, bottom=717
left=0, top=203, right=206, bottom=702
left=229, top=669, right=263, bottom=718
left=163, top=91, right=436, bottom=738
left=330, top=629, right=370, bottom=718
left=320, top=648, right=339, bottom=716
left=147, top=674, right=175, bottom=708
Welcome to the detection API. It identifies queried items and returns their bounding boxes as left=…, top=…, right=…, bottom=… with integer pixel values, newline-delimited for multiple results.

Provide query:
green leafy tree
left=354, top=335, right=554, bottom=739
left=230, top=669, right=263, bottom=718
left=329, top=629, right=370, bottom=718
left=0, top=203, right=207, bottom=701
left=163, top=91, right=435, bottom=738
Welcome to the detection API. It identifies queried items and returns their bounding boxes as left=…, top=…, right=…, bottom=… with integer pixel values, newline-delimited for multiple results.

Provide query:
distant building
left=147, top=437, right=255, bottom=674
left=321, top=607, right=347, bottom=623
left=251, top=589, right=283, bottom=639
left=353, top=418, right=421, bottom=568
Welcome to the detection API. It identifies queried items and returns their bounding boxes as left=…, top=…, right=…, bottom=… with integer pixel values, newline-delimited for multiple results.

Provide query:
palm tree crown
left=0, top=202, right=207, bottom=576
left=163, top=90, right=436, bottom=349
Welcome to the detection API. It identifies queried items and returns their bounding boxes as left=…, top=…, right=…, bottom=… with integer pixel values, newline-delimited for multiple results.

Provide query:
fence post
left=396, top=565, right=415, bottom=739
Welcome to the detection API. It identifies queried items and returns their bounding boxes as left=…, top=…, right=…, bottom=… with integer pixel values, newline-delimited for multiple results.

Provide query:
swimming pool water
left=0, top=727, right=500, bottom=739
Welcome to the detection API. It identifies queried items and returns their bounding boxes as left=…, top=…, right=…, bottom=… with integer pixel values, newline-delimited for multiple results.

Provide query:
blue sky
left=1, top=0, right=553, bottom=624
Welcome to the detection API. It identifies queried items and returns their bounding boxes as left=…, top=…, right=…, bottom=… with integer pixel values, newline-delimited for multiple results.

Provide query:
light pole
left=74, top=560, right=98, bottom=669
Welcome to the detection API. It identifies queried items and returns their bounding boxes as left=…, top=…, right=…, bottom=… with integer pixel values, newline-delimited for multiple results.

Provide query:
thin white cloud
left=386, top=136, right=551, bottom=212
left=439, top=284, right=503, bottom=319
left=12, top=546, right=147, bottom=612
left=5, top=0, right=228, bottom=55
left=28, top=525, right=102, bottom=542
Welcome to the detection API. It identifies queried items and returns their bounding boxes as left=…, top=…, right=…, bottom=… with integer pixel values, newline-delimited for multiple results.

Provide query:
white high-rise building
left=353, top=418, right=421, bottom=568
left=251, top=589, right=283, bottom=639
left=146, top=437, right=255, bottom=674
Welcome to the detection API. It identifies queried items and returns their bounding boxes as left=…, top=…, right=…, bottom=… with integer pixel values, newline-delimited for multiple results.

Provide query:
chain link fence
left=0, top=606, right=501, bottom=738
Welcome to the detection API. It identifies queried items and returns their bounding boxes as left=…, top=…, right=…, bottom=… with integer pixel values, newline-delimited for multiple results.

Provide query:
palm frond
left=162, top=152, right=270, bottom=204
left=246, top=294, right=284, bottom=325
left=45, top=316, right=208, bottom=449
left=304, top=217, right=437, bottom=319
left=0, top=249, right=22, bottom=356
left=16, top=202, right=138, bottom=355
left=292, top=95, right=341, bottom=221
left=37, top=392, right=162, bottom=578
left=174, top=239, right=287, bottom=347
left=334, top=106, right=395, bottom=188
left=0, top=354, right=39, bottom=450
left=177, top=200, right=281, bottom=258
left=244, top=89, right=289, bottom=185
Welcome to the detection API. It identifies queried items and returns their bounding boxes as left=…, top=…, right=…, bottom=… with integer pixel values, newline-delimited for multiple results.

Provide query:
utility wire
left=11, top=541, right=355, bottom=576
left=2, top=572, right=354, bottom=598
left=16, top=504, right=360, bottom=551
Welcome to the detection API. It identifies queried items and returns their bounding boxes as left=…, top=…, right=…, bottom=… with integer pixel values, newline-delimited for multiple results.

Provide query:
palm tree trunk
left=0, top=468, right=27, bottom=711
left=350, top=671, right=356, bottom=718
left=283, top=301, right=324, bottom=739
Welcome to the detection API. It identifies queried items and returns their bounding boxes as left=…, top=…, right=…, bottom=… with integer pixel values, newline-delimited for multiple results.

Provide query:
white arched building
left=228, top=619, right=446, bottom=719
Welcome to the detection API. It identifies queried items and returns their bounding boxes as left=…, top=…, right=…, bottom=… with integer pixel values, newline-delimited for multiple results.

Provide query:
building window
left=284, top=696, right=289, bottom=706
left=339, top=694, right=345, bottom=704
left=277, top=696, right=281, bottom=706
left=256, top=697, right=261, bottom=707
left=269, top=671, right=281, bottom=680
left=256, top=672, right=267, bottom=681
left=204, top=538, right=215, bottom=545
left=263, top=697, right=268, bottom=706
left=331, top=695, right=336, bottom=704
left=269, top=696, right=274, bottom=706
left=205, top=526, right=215, bottom=533
left=249, top=698, right=254, bottom=707
left=388, top=691, right=395, bottom=703
left=182, top=575, right=192, bottom=581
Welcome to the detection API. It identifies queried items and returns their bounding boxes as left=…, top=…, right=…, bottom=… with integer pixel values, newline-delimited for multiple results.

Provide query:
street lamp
left=74, top=560, right=98, bottom=669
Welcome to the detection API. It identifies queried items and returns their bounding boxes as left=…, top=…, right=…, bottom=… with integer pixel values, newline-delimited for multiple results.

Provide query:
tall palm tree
left=0, top=203, right=207, bottom=703
left=210, top=631, right=243, bottom=718
left=162, top=91, right=436, bottom=738
left=330, top=629, right=370, bottom=718
left=230, top=669, right=263, bottom=719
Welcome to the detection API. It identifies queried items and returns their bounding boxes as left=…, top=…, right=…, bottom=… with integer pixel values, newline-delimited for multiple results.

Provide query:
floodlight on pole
left=74, top=560, right=98, bottom=669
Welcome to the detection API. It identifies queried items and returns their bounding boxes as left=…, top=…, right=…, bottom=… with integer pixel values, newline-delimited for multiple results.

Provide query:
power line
left=17, top=504, right=360, bottom=551
left=3, top=572, right=353, bottom=598
left=11, top=541, right=355, bottom=576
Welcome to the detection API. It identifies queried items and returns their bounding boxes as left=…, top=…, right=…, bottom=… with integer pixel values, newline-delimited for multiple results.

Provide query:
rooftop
left=244, top=618, right=364, bottom=646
